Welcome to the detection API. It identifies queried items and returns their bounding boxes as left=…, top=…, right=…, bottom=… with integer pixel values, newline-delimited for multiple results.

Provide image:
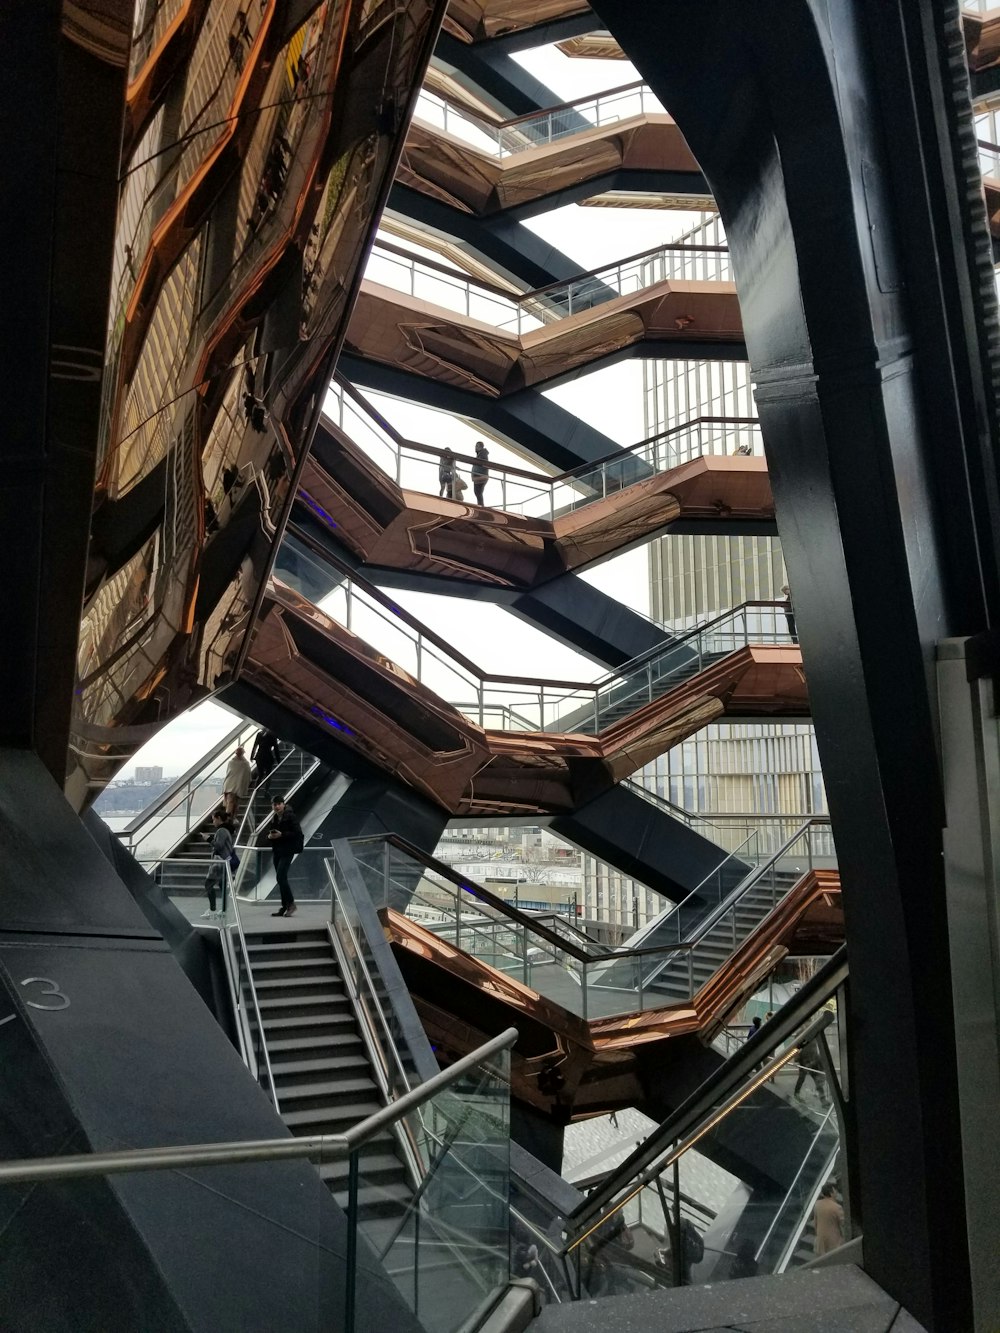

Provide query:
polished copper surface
left=398, top=113, right=698, bottom=215
left=442, top=0, right=590, bottom=44
left=346, top=277, right=742, bottom=397
left=241, top=579, right=808, bottom=816
left=964, top=7, right=1000, bottom=72
left=70, top=0, right=448, bottom=801
left=297, top=417, right=773, bottom=587
left=556, top=32, right=626, bottom=60
left=382, top=868, right=843, bottom=1120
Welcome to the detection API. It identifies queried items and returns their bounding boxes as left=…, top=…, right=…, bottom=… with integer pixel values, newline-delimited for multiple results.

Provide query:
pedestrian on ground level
left=222, top=746, right=252, bottom=819
left=268, top=797, right=304, bottom=916
left=439, top=448, right=455, bottom=498
left=813, top=1182, right=844, bottom=1256
left=471, top=441, right=490, bottom=505
left=203, top=810, right=234, bottom=918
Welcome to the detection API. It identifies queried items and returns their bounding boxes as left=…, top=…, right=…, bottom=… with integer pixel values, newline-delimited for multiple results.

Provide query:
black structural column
left=0, top=1, right=131, bottom=783
left=592, top=1, right=1000, bottom=1328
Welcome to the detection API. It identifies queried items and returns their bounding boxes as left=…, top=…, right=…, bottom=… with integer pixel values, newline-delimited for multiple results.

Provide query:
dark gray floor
left=529, top=1266, right=925, bottom=1332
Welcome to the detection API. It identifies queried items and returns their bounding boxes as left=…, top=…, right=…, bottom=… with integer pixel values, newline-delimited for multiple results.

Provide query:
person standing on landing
left=203, top=810, right=234, bottom=918
left=222, top=746, right=252, bottom=819
left=268, top=797, right=304, bottom=916
left=780, top=585, right=798, bottom=644
left=439, top=448, right=455, bottom=498
left=471, top=441, right=490, bottom=505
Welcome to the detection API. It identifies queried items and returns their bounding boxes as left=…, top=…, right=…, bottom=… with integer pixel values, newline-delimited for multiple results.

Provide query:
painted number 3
left=21, top=978, right=70, bottom=1011
left=0, top=977, right=70, bottom=1027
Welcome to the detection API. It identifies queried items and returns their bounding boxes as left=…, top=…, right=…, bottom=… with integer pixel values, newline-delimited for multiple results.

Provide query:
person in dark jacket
left=471, top=441, right=490, bottom=505
left=250, top=728, right=281, bottom=790
left=268, top=798, right=303, bottom=916
left=438, top=448, right=455, bottom=498
left=203, top=810, right=234, bottom=918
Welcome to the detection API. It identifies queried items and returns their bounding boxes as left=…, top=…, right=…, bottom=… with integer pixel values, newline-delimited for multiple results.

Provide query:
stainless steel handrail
left=225, top=864, right=280, bottom=1110
left=564, top=1012, right=836, bottom=1255
left=121, top=719, right=247, bottom=835
left=0, top=1027, right=519, bottom=1185
left=755, top=1104, right=837, bottom=1265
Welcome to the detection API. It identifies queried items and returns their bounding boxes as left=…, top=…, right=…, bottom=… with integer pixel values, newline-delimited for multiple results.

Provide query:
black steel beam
left=590, top=1, right=1000, bottom=1325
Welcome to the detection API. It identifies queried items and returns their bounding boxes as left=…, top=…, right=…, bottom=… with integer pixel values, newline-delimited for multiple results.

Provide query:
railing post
left=456, top=891, right=462, bottom=953
left=582, top=961, right=588, bottom=1020
left=345, top=1151, right=359, bottom=1331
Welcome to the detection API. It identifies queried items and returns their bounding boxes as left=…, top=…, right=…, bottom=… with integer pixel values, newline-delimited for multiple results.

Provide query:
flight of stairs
left=552, top=649, right=732, bottom=735
left=646, top=869, right=803, bottom=1003
left=156, top=742, right=315, bottom=896
left=242, top=926, right=412, bottom=1222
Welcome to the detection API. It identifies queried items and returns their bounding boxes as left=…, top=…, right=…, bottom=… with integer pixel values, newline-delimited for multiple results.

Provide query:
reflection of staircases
left=243, top=926, right=412, bottom=1220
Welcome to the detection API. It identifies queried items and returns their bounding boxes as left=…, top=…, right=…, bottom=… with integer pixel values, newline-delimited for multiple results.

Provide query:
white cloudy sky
left=115, top=44, right=710, bottom=780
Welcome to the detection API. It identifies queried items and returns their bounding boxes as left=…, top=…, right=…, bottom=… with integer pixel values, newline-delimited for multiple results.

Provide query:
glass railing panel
left=362, top=1047, right=512, bottom=1331
left=572, top=1014, right=842, bottom=1288
left=413, top=90, right=505, bottom=155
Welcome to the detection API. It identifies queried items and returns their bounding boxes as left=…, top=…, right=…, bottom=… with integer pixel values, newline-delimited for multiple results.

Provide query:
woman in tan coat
left=813, top=1181, right=845, bottom=1256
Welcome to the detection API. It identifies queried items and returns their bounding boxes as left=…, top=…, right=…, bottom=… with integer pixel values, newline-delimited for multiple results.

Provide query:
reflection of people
left=223, top=747, right=252, bottom=819
left=471, top=441, right=490, bottom=505
left=781, top=584, right=798, bottom=643
left=813, top=1182, right=844, bottom=1255
left=794, top=1038, right=829, bottom=1104
left=439, top=448, right=455, bottom=498
left=655, top=1218, right=704, bottom=1284
left=730, top=1238, right=758, bottom=1279
left=268, top=798, right=303, bottom=917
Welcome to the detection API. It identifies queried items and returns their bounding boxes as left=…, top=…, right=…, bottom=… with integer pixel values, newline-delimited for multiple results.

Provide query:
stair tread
left=273, top=1066, right=378, bottom=1087
left=261, top=1012, right=356, bottom=1029
left=268, top=1037, right=370, bottom=1056
left=279, top=1089, right=383, bottom=1112
left=283, top=1105, right=390, bottom=1129
left=251, top=956, right=338, bottom=972
left=319, top=1153, right=405, bottom=1179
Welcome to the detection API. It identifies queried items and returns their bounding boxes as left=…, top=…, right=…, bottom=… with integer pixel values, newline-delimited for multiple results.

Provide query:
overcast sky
left=113, top=43, right=711, bottom=781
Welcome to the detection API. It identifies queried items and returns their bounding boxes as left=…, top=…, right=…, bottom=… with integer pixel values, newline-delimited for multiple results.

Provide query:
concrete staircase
left=241, top=925, right=412, bottom=1220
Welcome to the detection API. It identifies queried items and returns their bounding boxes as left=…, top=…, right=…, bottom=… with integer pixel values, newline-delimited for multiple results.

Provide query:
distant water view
left=99, top=812, right=208, bottom=864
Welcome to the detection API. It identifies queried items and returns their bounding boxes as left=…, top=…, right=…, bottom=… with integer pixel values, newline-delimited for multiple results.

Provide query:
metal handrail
left=120, top=722, right=253, bottom=854
left=326, top=854, right=418, bottom=1104
left=225, top=866, right=280, bottom=1110
left=354, top=834, right=713, bottom=965
left=330, top=373, right=759, bottom=483
left=755, top=1105, right=837, bottom=1265
left=369, top=235, right=731, bottom=335
left=287, top=538, right=786, bottom=701
left=679, top=817, right=831, bottom=953
left=565, top=950, right=847, bottom=1236
left=0, top=1027, right=519, bottom=1185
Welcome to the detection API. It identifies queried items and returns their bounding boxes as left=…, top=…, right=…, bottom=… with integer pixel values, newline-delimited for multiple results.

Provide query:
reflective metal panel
left=70, top=0, right=447, bottom=802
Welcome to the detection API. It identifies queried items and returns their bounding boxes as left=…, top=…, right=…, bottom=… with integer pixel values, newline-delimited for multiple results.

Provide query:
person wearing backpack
left=268, top=797, right=303, bottom=916
left=203, top=809, right=234, bottom=919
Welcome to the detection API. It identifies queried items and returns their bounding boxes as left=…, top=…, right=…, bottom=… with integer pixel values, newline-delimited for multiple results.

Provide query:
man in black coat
left=268, top=798, right=303, bottom=916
